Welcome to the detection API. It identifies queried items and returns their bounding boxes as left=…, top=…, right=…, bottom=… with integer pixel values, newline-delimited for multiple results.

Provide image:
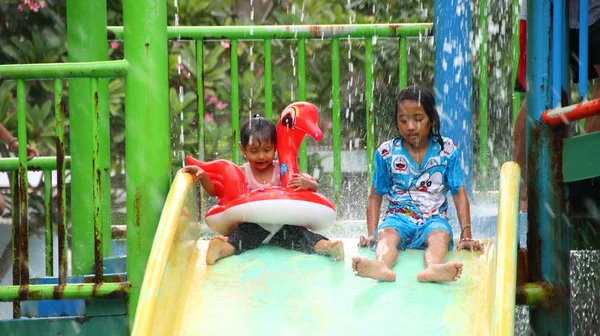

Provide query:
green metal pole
left=123, top=0, right=170, bottom=326
left=0, top=283, right=130, bottom=301
left=54, top=78, right=68, bottom=284
left=196, top=41, right=206, bottom=218
left=399, top=37, right=407, bottom=89
left=331, top=39, right=342, bottom=203
left=90, top=77, right=104, bottom=280
left=108, top=24, right=433, bottom=40
left=365, top=37, right=374, bottom=181
left=10, top=171, right=20, bottom=317
left=43, top=170, right=53, bottom=277
left=0, top=60, right=129, bottom=80
left=0, top=157, right=70, bottom=171
left=16, top=79, right=29, bottom=286
left=479, top=0, right=489, bottom=190
left=298, top=39, right=308, bottom=172
left=264, top=39, right=273, bottom=120
left=196, top=41, right=205, bottom=160
left=67, top=0, right=111, bottom=275
left=230, top=40, right=240, bottom=164
left=512, top=0, right=522, bottom=123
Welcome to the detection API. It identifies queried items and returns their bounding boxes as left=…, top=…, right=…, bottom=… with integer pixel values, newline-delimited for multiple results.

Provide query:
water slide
left=131, top=162, right=521, bottom=336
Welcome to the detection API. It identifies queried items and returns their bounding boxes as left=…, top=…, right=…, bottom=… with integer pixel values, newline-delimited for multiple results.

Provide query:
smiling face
left=396, top=100, right=432, bottom=148
left=240, top=139, right=276, bottom=172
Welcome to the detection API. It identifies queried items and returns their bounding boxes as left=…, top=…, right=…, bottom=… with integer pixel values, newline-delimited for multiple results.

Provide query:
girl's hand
left=181, top=165, right=206, bottom=181
left=457, top=238, right=483, bottom=252
left=288, top=173, right=317, bottom=191
left=357, top=235, right=375, bottom=248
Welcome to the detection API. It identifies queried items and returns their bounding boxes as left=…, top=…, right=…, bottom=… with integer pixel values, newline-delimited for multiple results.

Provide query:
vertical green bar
left=264, top=39, right=273, bottom=120
left=196, top=41, right=205, bottom=160
left=399, top=37, right=408, bottom=89
left=196, top=40, right=206, bottom=218
left=123, top=0, right=170, bottom=325
left=365, top=37, right=375, bottom=181
left=44, top=170, right=53, bottom=277
left=298, top=39, right=308, bottom=172
left=479, top=0, right=489, bottom=190
left=99, top=78, right=111, bottom=259
left=230, top=40, right=240, bottom=164
left=54, top=79, right=68, bottom=284
left=331, top=39, right=342, bottom=203
left=67, top=0, right=110, bottom=275
left=16, top=79, right=29, bottom=284
left=512, top=0, right=521, bottom=123
left=10, top=171, right=20, bottom=318
left=90, top=77, right=103, bottom=280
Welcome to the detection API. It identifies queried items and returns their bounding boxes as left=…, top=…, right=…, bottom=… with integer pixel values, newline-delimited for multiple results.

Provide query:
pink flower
left=204, top=113, right=214, bottom=123
left=207, top=95, right=219, bottom=105
left=110, top=41, right=120, bottom=50
left=18, top=0, right=45, bottom=12
left=220, top=40, right=230, bottom=49
left=215, top=101, right=228, bottom=110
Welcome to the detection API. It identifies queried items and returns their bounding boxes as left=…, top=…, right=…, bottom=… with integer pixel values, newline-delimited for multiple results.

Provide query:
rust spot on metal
left=517, top=248, right=529, bottom=286
left=53, top=284, right=66, bottom=300
left=18, top=285, right=28, bottom=301
left=134, top=191, right=142, bottom=228
left=93, top=166, right=103, bottom=282
left=145, top=42, right=150, bottom=48
left=389, top=24, right=399, bottom=36
left=94, top=223, right=104, bottom=283
left=309, top=26, right=322, bottom=38
left=526, top=122, right=543, bottom=280
left=92, top=283, right=102, bottom=297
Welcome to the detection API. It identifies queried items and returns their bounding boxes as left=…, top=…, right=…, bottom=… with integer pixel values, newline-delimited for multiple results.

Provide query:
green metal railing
left=109, top=23, right=433, bottom=200
left=0, top=64, right=130, bottom=317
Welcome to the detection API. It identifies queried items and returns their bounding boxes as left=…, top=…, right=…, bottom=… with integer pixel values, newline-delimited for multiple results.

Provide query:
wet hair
left=240, top=114, right=277, bottom=148
left=395, top=85, right=444, bottom=150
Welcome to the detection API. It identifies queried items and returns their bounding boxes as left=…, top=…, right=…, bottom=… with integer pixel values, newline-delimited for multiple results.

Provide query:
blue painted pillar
left=526, top=0, right=570, bottom=334
left=434, top=0, right=473, bottom=193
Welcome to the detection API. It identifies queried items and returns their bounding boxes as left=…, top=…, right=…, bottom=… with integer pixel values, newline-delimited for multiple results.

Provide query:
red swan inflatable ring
left=185, top=102, right=336, bottom=235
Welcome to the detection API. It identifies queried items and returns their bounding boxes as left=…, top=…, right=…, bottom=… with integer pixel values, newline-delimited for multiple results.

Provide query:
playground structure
left=0, top=0, right=598, bottom=335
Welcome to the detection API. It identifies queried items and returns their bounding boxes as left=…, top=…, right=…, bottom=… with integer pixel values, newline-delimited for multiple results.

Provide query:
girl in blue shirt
left=352, top=85, right=482, bottom=282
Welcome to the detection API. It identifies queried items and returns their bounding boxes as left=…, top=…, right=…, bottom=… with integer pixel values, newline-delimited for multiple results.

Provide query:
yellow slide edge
left=131, top=171, right=195, bottom=336
left=491, top=161, right=521, bottom=336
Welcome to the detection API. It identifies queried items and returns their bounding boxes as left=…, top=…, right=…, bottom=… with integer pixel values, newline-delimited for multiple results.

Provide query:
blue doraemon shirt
left=372, top=136, right=465, bottom=225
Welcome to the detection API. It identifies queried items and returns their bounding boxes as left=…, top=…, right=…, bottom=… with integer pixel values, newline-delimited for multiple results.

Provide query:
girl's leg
left=352, top=227, right=400, bottom=282
left=269, top=225, right=344, bottom=260
left=416, top=230, right=463, bottom=283
left=206, top=222, right=269, bottom=265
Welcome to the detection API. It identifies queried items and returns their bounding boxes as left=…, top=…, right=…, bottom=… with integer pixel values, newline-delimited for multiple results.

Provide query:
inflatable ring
left=185, top=102, right=336, bottom=235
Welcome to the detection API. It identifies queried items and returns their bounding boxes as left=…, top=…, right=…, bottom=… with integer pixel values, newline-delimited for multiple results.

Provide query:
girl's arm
left=452, top=186, right=471, bottom=238
left=181, top=166, right=218, bottom=197
left=358, top=186, right=383, bottom=247
left=453, top=186, right=483, bottom=251
left=366, top=186, right=383, bottom=236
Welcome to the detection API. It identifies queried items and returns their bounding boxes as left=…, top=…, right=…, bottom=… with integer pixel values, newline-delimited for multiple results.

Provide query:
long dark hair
left=395, top=85, right=444, bottom=149
left=240, top=114, right=277, bottom=148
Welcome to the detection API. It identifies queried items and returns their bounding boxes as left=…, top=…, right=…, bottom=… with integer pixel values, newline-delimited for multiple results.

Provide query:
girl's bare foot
left=206, top=236, right=235, bottom=265
left=314, top=240, right=345, bottom=261
left=417, top=262, right=463, bottom=283
left=351, top=257, right=396, bottom=282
